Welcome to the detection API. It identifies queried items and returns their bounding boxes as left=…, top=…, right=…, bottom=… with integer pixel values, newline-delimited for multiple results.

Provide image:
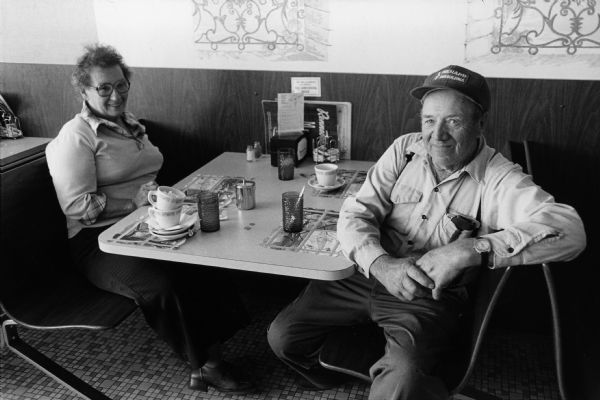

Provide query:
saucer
left=149, top=229, right=191, bottom=241
left=307, top=176, right=345, bottom=191
left=147, top=212, right=198, bottom=234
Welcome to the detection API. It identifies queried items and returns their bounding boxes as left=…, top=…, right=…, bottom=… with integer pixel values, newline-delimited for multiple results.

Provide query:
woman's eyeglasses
left=88, top=79, right=130, bottom=97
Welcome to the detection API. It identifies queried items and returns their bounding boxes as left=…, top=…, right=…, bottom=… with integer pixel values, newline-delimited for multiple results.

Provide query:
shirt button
left=507, top=247, right=514, bottom=253
left=421, top=215, right=427, bottom=220
left=433, top=188, right=439, bottom=192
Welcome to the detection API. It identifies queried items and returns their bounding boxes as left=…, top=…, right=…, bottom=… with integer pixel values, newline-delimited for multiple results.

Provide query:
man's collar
left=407, top=134, right=488, bottom=183
left=461, top=136, right=488, bottom=183
left=79, top=101, right=145, bottom=137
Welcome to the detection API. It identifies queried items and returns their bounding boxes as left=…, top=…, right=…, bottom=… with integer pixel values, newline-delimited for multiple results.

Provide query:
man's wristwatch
left=473, top=237, right=492, bottom=268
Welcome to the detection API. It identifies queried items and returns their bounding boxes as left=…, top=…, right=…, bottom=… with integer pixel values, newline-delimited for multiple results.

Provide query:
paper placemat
left=182, top=174, right=255, bottom=208
left=261, top=207, right=342, bottom=256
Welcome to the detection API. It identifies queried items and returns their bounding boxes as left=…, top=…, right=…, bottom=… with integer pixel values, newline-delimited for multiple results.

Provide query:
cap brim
left=410, top=85, right=447, bottom=101
left=410, top=86, right=485, bottom=112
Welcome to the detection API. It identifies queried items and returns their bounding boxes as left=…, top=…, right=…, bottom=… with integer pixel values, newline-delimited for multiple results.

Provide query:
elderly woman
left=46, top=44, right=254, bottom=393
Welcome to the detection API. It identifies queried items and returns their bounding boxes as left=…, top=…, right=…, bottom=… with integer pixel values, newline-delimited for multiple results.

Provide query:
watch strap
left=480, top=249, right=490, bottom=268
left=475, top=237, right=492, bottom=268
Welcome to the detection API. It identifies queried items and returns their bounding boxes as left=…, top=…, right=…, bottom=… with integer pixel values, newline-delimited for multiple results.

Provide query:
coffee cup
left=148, top=206, right=183, bottom=229
left=314, top=163, right=338, bottom=186
left=148, top=186, right=185, bottom=210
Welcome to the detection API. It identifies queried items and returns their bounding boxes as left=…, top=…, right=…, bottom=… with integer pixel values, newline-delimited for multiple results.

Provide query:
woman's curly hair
left=71, top=43, right=131, bottom=91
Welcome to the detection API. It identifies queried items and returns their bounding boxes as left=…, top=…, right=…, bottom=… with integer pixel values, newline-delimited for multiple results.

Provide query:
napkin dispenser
left=270, top=133, right=308, bottom=166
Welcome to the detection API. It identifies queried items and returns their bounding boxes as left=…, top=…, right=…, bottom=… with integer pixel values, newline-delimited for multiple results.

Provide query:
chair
left=0, top=158, right=137, bottom=400
left=509, top=140, right=567, bottom=400
left=318, top=141, right=568, bottom=399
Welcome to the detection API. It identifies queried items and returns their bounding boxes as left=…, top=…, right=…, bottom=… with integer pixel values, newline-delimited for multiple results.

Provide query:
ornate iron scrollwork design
left=192, top=0, right=305, bottom=51
left=492, top=0, right=600, bottom=55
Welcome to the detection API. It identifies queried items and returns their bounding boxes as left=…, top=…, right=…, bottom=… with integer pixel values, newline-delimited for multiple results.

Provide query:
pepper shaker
left=253, top=141, right=262, bottom=158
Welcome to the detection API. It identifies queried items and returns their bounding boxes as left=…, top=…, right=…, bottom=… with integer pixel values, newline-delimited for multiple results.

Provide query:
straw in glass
left=288, top=185, right=305, bottom=225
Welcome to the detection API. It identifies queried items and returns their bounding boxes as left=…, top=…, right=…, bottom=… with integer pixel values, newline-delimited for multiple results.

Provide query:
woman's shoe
left=189, top=361, right=256, bottom=393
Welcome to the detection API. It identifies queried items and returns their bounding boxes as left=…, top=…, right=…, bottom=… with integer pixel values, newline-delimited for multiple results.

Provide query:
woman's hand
left=99, top=182, right=156, bottom=219
left=133, top=180, right=158, bottom=209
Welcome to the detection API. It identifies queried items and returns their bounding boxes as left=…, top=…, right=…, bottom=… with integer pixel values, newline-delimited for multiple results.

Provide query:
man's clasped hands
left=370, top=238, right=480, bottom=301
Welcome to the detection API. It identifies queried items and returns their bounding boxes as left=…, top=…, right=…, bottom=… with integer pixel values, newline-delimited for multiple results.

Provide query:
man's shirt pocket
left=388, top=182, right=422, bottom=235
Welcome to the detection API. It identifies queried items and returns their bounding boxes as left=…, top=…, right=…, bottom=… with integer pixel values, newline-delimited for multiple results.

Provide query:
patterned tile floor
left=1, top=283, right=559, bottom=400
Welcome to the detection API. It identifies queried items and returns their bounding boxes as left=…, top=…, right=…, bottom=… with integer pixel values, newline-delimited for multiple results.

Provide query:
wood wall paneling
left=3, top=63, right=599, bottom=158
left=1, top=64, right=79, bottom=139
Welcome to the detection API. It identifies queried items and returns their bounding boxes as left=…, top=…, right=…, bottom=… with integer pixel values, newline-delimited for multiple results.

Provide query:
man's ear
left=478, top=112, right=488, bottom=130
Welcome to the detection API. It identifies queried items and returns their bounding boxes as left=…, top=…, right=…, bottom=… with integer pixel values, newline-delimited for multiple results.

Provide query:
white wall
left=1, top=0, right=599, bottom=80
left=0, top=0, right=98, bottom=65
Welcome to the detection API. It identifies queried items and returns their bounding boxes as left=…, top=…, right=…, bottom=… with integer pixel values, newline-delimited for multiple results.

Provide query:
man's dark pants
left=267, top=272, right=465, bottom=400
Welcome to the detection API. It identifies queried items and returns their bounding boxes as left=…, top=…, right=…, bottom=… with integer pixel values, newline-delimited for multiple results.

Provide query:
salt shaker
left=246, top=145, right=255, bottom=162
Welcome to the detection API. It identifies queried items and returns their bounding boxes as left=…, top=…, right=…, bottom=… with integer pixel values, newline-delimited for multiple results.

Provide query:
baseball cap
left=410, top=65, right=490, bottom=113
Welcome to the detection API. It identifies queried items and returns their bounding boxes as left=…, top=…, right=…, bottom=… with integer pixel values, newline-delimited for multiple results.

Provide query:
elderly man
left=267, top=65, right=586, bottom=399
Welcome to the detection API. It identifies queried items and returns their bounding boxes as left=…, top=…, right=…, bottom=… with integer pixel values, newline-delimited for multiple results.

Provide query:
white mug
left=148, top=206, right=183, bottom=229
left=147, top=186, right=185, bottom=210
left=314, top=163, right=338, bottom=186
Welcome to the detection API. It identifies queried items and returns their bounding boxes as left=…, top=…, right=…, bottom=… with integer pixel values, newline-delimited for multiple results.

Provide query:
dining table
left=98, top=152, right=374, bottom=280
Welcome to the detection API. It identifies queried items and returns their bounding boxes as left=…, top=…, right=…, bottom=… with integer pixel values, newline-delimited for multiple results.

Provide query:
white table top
left=99, top=152, right=374, bottom=280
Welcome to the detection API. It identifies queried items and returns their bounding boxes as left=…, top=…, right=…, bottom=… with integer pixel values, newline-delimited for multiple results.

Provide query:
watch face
left=475, top=238, right=491, bottom=253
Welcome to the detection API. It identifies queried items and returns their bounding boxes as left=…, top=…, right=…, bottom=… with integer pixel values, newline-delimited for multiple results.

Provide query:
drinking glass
left=277, top=148, right=295, bottom=180
left=198, top=191, right=220, bottom=232
left=282, top=191, right=303, bottom=233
